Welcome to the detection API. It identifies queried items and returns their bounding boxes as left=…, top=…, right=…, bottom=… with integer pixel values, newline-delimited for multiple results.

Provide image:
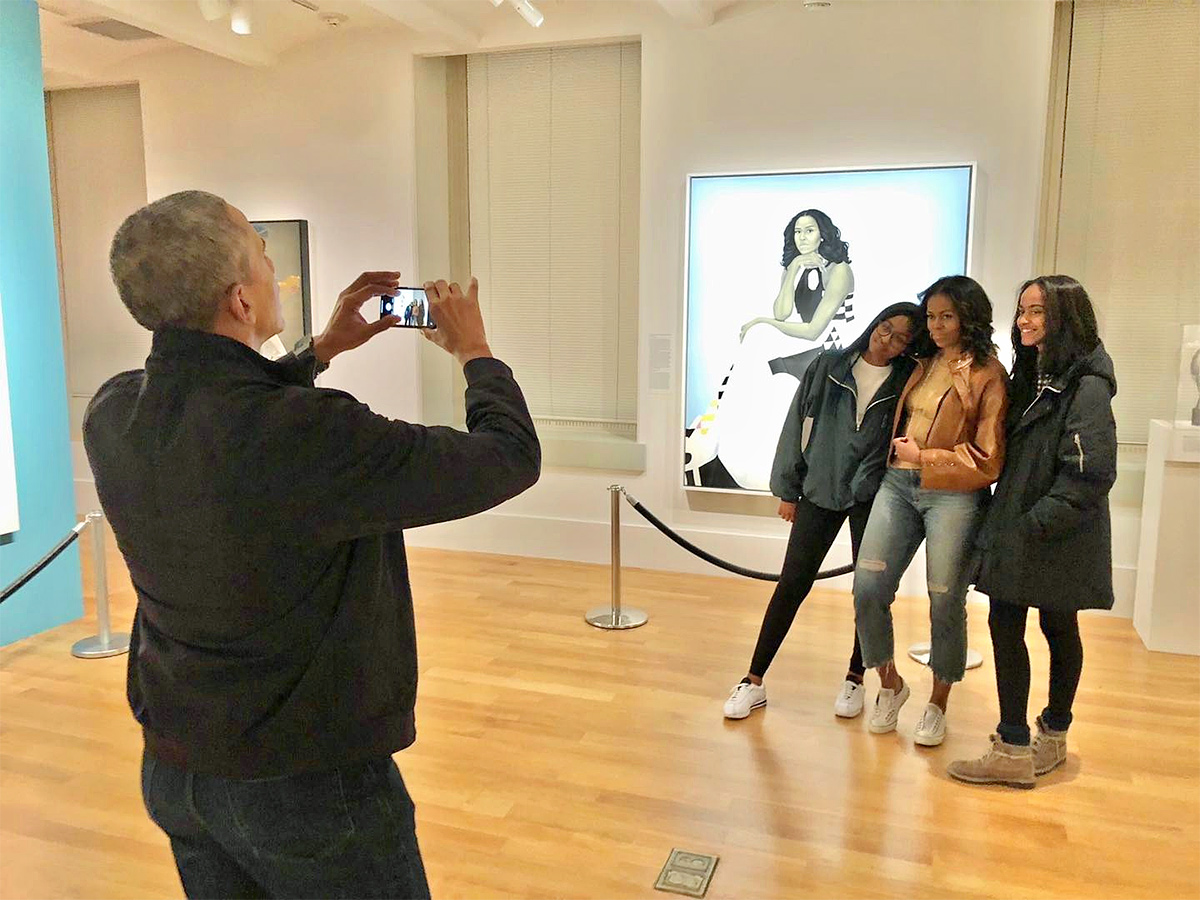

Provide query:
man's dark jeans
left=142, top=751, right=431, bottom=899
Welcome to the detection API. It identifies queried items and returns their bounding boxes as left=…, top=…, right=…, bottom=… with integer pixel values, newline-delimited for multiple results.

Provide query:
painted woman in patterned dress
left=687, top=209, right=855, bottom=490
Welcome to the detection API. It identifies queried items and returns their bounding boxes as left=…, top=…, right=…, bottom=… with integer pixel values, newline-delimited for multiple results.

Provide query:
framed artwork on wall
left=682, top=163, right=975, bottom=494
left=251, top=219, right=311, bottom=355
left=0, top=295, right=18, bottom=535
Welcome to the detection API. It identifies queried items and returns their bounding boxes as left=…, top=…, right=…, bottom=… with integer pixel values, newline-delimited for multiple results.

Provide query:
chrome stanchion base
left=71, top=633, right=130, bottom=659
left=907, top=641, right=983, bottom=670
left=585, top=607, right=648, bottom=630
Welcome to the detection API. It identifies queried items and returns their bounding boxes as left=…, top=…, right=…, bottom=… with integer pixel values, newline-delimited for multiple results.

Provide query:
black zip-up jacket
left=770, top=348, right=915, bottom=510
left=975, top=343, right=1117, bottom=612
left=83, top=329, right=540, bottom=778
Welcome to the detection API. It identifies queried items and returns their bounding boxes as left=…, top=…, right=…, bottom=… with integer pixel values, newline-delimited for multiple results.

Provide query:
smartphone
left=380, top=287, right=436, bottom=329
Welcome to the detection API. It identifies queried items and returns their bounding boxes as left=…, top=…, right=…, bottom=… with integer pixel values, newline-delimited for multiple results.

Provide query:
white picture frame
left=0, top=294, right=20, bottom=535
left=681, top=163, right=976, bottom=494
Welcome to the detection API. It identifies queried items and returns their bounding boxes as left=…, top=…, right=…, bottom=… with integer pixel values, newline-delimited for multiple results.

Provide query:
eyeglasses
left=877, top=321, right=913, bottom=345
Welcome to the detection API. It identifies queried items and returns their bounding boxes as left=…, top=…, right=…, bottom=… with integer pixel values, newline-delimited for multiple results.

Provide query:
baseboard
left=1106, top=565, right=1136, bottom=619
left=72, top=484, right=1139, bottom=621
left=407, top=510, right=1140, bottom=620
left=74, top=477, right=99, bottom=515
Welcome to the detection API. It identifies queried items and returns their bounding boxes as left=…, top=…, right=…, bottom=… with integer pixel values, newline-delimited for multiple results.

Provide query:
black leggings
left=988, top=600, right=1083, bottom=746
left=749, top=497, right=872, bottom=679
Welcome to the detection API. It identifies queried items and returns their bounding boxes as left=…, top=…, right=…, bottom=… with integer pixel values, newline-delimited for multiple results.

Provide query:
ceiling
left=37, top=0, right=756, bottom=87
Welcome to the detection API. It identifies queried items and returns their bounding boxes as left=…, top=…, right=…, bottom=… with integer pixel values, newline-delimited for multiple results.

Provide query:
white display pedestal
left=1133, top=420, right=1200, bottom=655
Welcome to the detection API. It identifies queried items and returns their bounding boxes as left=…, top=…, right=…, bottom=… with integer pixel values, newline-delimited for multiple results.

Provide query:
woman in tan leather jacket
left=851, top=275, right=1009, bottom=747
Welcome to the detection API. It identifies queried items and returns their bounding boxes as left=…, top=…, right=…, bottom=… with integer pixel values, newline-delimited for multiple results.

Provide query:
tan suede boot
left=947, top=735, right=1035, bottom=789
left=1032, top=716, right=1068, bottom=775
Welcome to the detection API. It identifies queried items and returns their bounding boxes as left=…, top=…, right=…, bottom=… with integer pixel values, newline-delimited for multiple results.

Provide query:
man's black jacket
left=83, top=328, right=540, bottom=778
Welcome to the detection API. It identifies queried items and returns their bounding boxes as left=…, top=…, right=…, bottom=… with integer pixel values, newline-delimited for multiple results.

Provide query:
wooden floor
left=2, top=536, right=1198, bottom=900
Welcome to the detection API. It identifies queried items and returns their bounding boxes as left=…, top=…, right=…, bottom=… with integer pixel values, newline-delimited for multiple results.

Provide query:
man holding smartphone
left=83, top=190, right=540, bottom=899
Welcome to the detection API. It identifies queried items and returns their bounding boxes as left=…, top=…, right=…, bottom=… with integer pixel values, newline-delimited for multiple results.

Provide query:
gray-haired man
left=85, top=190, right=540, bottom=898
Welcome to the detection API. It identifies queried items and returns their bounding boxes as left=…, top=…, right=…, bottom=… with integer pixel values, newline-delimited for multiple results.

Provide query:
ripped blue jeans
left=853, top=468, right=987, bottom=684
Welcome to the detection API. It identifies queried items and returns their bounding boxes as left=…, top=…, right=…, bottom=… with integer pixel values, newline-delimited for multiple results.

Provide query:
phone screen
left=381, top=288, right=436, bottom=329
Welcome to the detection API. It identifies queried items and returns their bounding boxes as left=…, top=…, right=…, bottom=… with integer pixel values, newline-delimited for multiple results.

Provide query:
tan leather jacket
left=889, top=354, right=1009, bottom=492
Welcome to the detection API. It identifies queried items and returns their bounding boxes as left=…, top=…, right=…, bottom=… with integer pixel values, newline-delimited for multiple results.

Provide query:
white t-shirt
left=851, top=355, right=892, bottom=427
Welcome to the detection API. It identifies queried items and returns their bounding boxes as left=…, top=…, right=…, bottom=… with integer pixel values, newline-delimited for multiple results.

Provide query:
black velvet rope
left=2, top=496, right=857, bottom=603
left=0, top=525, right=86, bottom=605
left=621, top=492, right=854, bottom=583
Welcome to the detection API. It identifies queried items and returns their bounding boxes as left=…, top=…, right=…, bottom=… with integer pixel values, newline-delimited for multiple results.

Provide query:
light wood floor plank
left=1, top=538, right=1197, bottom=899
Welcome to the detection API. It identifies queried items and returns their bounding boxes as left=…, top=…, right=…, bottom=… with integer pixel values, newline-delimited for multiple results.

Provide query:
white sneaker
left=914, top=702, right=948, bottom=747
left=833, top=679, right=865, bottom=718
left=868, top=680, right=911, bottom=734
left=723, top=681, right=767, bottom=719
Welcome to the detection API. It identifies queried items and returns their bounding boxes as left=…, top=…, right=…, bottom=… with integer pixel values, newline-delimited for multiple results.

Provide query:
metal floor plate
left=654, top=848, right=719, bottom=898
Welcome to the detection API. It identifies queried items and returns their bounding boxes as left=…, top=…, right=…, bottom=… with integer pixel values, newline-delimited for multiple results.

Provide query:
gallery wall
left=409, top=0, right=1076, bottom=601
left=0, top=0, right=83, bottom=646
left=49, top=1, right=1152, bottom=613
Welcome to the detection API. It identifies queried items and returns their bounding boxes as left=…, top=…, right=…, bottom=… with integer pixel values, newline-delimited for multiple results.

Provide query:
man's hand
left=312, top=271, right=403, bottom=364
left=778, top=500, right=797, bottom=523
left=421, top=278, right=493, bottom=366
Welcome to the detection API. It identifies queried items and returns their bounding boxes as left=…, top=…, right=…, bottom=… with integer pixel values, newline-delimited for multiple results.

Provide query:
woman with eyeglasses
left=948, top=275, right=1116, bottom=788
left=723, top=303, right=921, bottom=720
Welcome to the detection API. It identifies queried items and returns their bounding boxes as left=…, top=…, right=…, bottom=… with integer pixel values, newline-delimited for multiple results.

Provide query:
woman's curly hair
left=911, top=275, right=998, bottom=362
left=780, top=209, right=851, bottom=268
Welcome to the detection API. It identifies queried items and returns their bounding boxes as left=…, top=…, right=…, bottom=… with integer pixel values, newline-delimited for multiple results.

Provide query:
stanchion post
left=71, top=510, right=130, bottom=659
left=611, top=482, right=621, bottom=622
left=585, top=485, right=647, bottom=630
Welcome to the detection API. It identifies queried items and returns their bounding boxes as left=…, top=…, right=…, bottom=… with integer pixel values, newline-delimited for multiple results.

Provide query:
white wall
left=128, top=28, right=423, bottom=423
left=58, top=29, right=426, bottom=518
left=62, top=2, right=1146, bottom=614
left=410, top=0, right=1084, bottom=606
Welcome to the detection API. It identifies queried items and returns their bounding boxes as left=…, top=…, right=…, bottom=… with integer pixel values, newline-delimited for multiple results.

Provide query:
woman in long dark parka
left=948, top=275, right=1118, bottom=789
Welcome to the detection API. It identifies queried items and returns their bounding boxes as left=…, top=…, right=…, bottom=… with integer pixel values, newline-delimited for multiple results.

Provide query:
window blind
left=1051, top=0, right=1199, bottom=442
left=467, top=43, right=640, bottom=426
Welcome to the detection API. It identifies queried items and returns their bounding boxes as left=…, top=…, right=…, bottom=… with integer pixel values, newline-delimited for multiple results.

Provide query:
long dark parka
left=975, top=343, right=1118, bottom=612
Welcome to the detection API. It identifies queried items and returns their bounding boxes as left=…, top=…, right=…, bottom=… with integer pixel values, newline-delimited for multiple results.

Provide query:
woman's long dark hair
left=781, top=209, right=851, bottom=268
left=911, top=275, right=998, bottom=362
left=1011, top=275, right=1101, bottom=383
left=841, top=301, right=922, bottom=361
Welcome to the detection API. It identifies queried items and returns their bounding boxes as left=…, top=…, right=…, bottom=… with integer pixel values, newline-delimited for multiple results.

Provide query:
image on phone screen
left=381, top=288, right=436, bottom=329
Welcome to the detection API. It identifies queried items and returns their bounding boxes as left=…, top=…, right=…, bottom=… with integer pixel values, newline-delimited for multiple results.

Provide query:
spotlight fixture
left=489, top=0, right=544, bottom=28
left=230, top=0, right=252, bottom=34
left=510, top=0, right=543, bottom=27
